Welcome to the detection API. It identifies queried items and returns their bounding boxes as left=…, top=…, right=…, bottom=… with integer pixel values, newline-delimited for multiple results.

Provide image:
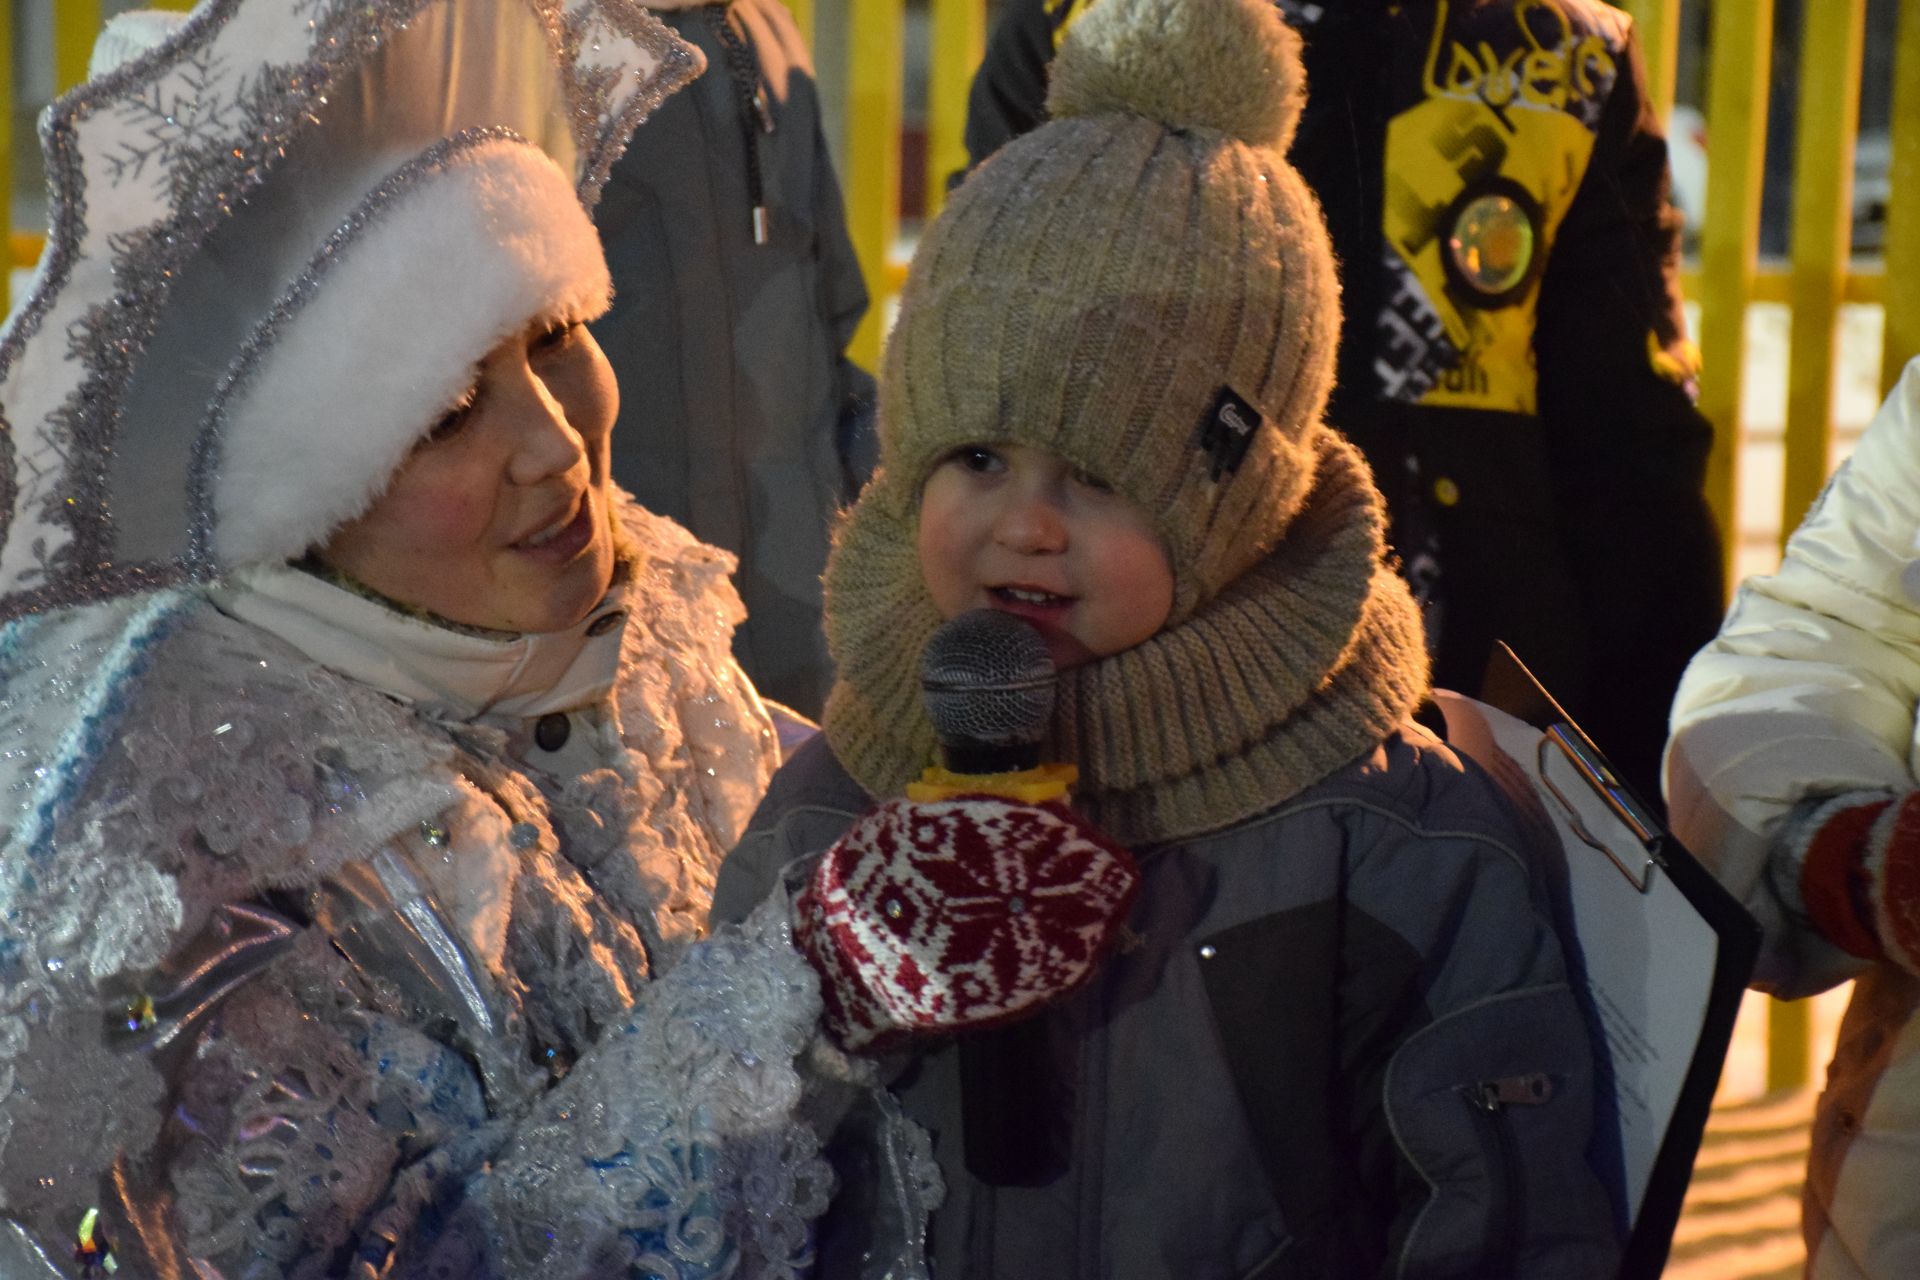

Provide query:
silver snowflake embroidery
left=101, top=44, right=248, bottom=195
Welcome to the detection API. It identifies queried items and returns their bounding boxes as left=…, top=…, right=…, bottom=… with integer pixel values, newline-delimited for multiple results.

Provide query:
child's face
left=918, top=442, right=1174, bottom=670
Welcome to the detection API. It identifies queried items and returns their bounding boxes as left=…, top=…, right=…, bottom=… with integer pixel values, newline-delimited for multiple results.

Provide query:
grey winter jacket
left=711, top=726, right=1622, bottom=1280
left=591, top=0, right=872, bottom=717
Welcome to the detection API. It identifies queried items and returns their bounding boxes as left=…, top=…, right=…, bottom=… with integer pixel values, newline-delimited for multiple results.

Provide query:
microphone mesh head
left=920, top=609, right=1057, bottom=749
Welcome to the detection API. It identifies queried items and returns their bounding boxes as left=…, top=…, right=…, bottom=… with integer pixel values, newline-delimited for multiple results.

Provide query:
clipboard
left=1434, top=644, right=1760, bottom=1280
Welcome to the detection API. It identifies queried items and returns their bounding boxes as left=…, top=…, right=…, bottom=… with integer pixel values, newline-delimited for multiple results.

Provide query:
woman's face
left=316, top=316, right=619, bottom=633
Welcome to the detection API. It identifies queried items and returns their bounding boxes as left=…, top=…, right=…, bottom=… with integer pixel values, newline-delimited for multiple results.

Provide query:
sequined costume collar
left=213, top=560, right=630, bottom=721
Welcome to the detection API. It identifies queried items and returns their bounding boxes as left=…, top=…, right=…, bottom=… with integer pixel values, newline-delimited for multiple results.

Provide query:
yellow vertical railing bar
left=0, top=0, right=12, bottom=318
left=925, top=0, right=986, bottom=220
left=1620, top=0, right=1681, bottom=124
left=55, top=1, right=105, bottom=96
left=1767, top=999, right=1812, bottom=1095
left=1883, top=0, right=1920, bottom=393
left=784, top=0, right=814, bottom=54
left=1781, top=0, right=1866, bottom=545
left=1771, top=0, right=1890, bottom=1099
left=1769, top=2, right=1866, bottom=1095
left=845, top=0, right=905, bottom=370
left=1696, top=0, right=1773, bottom=585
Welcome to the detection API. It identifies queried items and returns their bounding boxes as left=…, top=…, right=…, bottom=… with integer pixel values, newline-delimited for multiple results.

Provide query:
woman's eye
left=534, top=321, right=577, bottom=354
left=427, top=390, right=478, bottom=443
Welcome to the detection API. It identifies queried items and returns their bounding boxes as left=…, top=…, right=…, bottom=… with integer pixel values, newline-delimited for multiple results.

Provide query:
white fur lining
left=88, top=11, right=188, bottom=79
left=212, top=139, right=613, bottom=567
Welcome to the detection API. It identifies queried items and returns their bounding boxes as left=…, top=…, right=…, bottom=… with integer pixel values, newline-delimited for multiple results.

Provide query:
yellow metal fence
left=7, top=0, right=1914, bottom=1091
left=814, top=0, right=1920, bottom=577
left=1642, top=0, right=1918, bottom=1095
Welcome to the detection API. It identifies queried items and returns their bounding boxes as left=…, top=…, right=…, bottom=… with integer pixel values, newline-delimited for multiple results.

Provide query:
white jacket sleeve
left=1667, top=360, right=1920, bottom=996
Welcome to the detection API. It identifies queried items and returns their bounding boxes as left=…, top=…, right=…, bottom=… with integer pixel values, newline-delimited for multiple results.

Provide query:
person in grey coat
left=711, top=0, right=1620, bottom=1272
left=592, top=0, right=872, bottom=717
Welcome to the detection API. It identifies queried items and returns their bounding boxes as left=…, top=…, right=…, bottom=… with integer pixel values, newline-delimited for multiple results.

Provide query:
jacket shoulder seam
left=746, top=800, right=867, bottom=841
left=1230, top=794, right=1533, bottom=882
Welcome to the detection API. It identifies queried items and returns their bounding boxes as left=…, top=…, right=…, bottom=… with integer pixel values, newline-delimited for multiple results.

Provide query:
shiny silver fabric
left=0, top=517, right=852, bottom=1277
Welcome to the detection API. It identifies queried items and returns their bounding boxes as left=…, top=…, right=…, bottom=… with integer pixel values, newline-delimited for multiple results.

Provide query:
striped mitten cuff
left=1793, top=790, right=1920, bottom=967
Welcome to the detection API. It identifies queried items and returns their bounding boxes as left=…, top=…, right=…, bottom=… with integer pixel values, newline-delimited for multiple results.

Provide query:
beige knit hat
left=874, top=0, right=1338, bottom=622
left=823, top=0, right=1428, bottom=843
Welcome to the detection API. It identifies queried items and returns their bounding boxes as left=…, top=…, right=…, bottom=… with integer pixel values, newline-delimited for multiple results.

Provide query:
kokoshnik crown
left=0, top=0, right=701, bottom=622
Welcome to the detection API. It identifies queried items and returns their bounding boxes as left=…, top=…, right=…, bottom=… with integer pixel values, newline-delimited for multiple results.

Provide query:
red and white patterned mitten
left=794, top=796, right=1141, bottom=1052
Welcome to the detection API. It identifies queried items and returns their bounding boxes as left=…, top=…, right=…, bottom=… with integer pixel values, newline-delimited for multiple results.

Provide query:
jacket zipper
left=1461, top=1073, right=1553, bottom=1279
left=705, top=4, right=773, bottom=245
left=1079, top=989, right=1107, bottom=1280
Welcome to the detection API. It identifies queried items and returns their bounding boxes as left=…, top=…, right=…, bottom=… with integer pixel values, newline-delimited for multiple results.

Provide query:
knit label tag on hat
left=1196, top=386, right=1263, bottom=481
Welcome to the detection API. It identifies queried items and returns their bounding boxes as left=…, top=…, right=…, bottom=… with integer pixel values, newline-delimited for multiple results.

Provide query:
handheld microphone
left=911, top=609, right=1076, bottom=803
left=795, top=611, right=1138, bottom=1106
left=919, top=610, right=1077, bottom=1187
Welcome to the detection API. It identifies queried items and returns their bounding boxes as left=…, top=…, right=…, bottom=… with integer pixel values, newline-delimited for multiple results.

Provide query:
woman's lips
left=513, top=501, right=594, bottom=563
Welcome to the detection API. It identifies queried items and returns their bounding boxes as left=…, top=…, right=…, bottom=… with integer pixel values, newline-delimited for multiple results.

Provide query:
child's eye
left=946, top=445, right=1005, bottom=474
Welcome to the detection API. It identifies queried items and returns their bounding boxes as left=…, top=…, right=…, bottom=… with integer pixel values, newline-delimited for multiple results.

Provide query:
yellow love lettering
left=1519, top=48, right=1570, bottom=109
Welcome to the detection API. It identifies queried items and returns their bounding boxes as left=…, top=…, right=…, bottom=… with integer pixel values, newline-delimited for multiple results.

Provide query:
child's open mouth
left=988, top=584, right=1075, bottom=620
left=993, top=585, right=1068, bottom=604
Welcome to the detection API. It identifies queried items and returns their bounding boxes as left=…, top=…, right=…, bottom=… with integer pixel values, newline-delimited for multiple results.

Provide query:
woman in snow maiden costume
left=0, top=2, right=917, bottom=1275
left=712, top=0, right=1621, bottom=1274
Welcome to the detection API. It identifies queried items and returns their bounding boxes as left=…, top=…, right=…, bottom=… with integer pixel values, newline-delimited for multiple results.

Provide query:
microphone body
left=921, top=610, right=1078, bottom=1188
left=793, top=611, right=1140, bottom=1187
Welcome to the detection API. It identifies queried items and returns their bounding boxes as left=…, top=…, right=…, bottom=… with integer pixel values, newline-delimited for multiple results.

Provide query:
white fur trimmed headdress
left=0, top=0, right=702, bottom=620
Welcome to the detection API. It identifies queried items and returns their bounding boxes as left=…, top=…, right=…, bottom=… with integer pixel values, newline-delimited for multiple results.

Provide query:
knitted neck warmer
left=822, top=432, right=1430, bottom=846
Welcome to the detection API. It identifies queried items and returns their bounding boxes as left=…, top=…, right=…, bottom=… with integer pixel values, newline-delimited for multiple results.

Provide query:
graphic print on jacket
left=1376, top=0, right=1619, bottom=412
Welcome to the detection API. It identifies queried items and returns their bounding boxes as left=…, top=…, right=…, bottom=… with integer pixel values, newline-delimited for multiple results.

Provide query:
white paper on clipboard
left=1434, top=690, right=1721, bottom=1227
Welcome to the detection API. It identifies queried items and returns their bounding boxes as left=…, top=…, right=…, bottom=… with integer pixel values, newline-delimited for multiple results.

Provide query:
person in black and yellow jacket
left=963, top=0, right=1722, bottom=808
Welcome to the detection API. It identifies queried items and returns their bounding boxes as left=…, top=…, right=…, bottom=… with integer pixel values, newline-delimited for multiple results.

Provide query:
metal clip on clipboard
left=1537, top=722, right=1662, bottom=893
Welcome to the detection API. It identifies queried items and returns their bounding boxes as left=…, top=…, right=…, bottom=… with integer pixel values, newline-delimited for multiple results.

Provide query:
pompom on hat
left=823, top=0, right=1429, bottom=843
left=1045, top=0, right=1307, bottom=151
left=0, top=0, right=702, bottom=621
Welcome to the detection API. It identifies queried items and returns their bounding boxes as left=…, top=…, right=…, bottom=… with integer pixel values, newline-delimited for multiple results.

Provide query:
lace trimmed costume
left=0, top=498, right=848, bottom=1279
